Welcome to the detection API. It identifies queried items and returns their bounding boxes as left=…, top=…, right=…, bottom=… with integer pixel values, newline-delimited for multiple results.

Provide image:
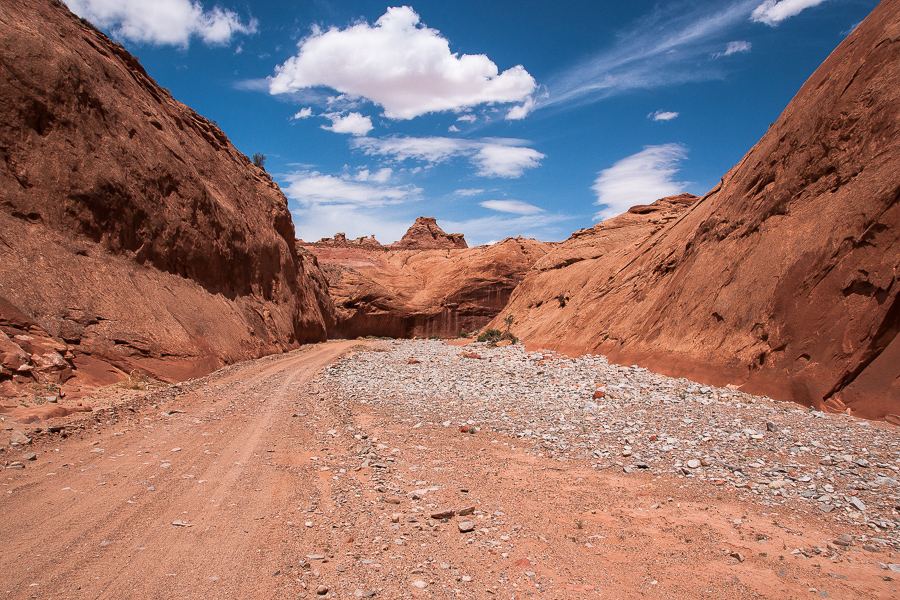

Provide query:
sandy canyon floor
left=1, top=340, right=898, bottom=599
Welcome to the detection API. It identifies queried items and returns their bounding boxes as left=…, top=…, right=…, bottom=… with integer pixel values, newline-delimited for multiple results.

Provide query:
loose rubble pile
left=321, top=340, right=900, bottom=552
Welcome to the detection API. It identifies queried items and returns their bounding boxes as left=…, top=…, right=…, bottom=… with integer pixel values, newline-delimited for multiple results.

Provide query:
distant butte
left=301, top=216, right=468, bottom=251
left=302, top=218, right=547, bottom=339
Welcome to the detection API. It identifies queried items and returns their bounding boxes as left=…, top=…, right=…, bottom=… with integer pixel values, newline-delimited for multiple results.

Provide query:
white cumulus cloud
left=751, top=0, right=828, bottom=26
left=506, top=97, right=536, bottom=120
left=480, top=200, right=544, bottom=215
left=293, top=107, right=313, bottom=119
left=650, top=110, right=680, bottom=121
left=353, top=136, right=544, bottom=179
left=592, top=144, right=688, bottom=222
left=268, top=6, right=536, bottom=119
left=63, top=0, right=256, bottom=47
left=352, top=168, right=393, bottom=183
left=322, top=112, right=374, bottom=136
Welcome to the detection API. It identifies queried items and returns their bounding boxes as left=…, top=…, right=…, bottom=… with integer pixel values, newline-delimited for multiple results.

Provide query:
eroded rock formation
left=493, top=0, right=900, bottom=419
left=0, top=0, right=332, bottom=392
left=390, top=216, right=467, bottom=250
left=303, top=219, right=549, bottom=338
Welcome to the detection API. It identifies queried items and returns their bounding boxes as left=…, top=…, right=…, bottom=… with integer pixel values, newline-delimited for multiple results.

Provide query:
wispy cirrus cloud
left=292, top=206, right=416, bottom=245
left=541, top=1, right=759, bottom=110
left=649, top=110, right=680, bottom=121
left=473, top=144, right=545, bottom=178
left=268, top=6, right=536, bottom=120
left=63, top=0, right=257, bottom=47
left=284, top=166, right=424, bottom=244
left=442, top=211, right=574, bottom=246
left=712, top=40, right=753, bottom=58
left=751, top=0, right=829, bottom=26
left=593, top=144, right=689, bottom=221
left=283, top=170, right=420, bottom=208
left=352, top=136, right=545, bottom=178
left=480, top=199, right=544, bottom=215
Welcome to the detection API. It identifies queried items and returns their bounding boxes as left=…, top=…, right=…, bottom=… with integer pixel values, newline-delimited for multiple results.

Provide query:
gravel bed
left=320, top=340, right=900, bottom=552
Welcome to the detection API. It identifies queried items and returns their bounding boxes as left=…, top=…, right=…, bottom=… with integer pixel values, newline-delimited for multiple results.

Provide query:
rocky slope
left=302, top=218, right=549, bottom=339
left=0, top=0, right=331, bottom=393
left=493, top=0, right=900, bottom=420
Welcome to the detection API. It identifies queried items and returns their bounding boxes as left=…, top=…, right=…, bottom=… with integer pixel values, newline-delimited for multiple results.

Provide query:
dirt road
left=0, top=340, right=895, bottom=599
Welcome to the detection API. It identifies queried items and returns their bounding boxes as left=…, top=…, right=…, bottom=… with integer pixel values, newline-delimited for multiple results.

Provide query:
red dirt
left=0, top=341, right=893, bottom=599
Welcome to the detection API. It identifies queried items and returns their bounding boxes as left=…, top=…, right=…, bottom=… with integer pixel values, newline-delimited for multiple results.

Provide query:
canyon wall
left=493, top=0, right=900, bottom=419
left=0, top=0, right=332, bottom=391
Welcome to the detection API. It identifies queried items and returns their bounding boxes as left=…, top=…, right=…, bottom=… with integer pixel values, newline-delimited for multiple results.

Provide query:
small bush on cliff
left=252, top=153, right=267, bottom=170
left=476, top=328, right=518, bottom=346
left=503, top=314, right=515, bottom=333
left=119, top=370, right=149, bottom=391
left=501, top=331, right=518, bottom=344
left=477, top=328, right=502, bottom=343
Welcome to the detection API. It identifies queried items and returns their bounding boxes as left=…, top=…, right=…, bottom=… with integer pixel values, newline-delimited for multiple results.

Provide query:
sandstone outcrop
left=390, top=216, right=467, bottom=250
left=0, top=0, right=331, bottom=392
left=303, top=220, right=549, bottom=339
left=493, top=0, right=900, bottom=419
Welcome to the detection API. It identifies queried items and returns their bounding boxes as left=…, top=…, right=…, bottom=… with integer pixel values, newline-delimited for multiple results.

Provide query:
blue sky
left=64, top=0, right=880, bottom=245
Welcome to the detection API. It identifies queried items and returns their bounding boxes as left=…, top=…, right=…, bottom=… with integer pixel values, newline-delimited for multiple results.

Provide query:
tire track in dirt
left=0, top=341, right=359, bottom=600
left=2, top=339, right=896, bottom=599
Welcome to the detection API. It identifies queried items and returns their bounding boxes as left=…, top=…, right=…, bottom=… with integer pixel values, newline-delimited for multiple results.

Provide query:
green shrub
left=477, top=328, right=502, bottom=343
left=252, top=153, right=266, bottom=170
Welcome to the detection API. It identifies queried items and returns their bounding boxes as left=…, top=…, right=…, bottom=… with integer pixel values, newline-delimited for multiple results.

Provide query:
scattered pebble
left=319, top=340, right=900, bottom=549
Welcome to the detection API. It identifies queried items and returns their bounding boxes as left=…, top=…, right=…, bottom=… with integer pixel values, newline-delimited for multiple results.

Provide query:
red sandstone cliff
left=493, top=0, right=900, bottom=419
left=303, top=219, right=549, bottom=338
left=0, top=0, right=332, bottom=392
